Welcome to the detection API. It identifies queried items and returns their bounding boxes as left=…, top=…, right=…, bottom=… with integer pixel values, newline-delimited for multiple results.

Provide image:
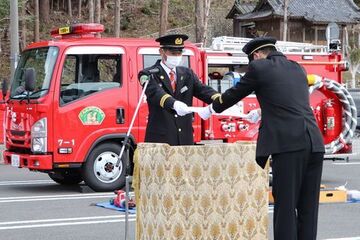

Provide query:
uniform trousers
left=271, top=133, right=324, bottom=240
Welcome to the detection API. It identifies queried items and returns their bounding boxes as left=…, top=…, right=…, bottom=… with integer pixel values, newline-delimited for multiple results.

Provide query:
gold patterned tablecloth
left=133, top=142, right=269, bottom=240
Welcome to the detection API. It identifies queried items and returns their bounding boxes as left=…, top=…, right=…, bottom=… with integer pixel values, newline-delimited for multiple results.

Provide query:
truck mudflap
left=3, top=151, right=53, bottom=170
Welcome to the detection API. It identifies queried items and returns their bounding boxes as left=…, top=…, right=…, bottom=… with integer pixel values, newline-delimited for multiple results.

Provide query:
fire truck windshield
left=11, top=47, right=58, bottom=99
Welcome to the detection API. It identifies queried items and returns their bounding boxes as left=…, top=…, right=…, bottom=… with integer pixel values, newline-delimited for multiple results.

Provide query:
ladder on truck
left=210, top=36, right=328, bottom=54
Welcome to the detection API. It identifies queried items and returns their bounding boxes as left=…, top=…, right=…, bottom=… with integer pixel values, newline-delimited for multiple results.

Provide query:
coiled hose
left=308, top=75, right=357, bottom=154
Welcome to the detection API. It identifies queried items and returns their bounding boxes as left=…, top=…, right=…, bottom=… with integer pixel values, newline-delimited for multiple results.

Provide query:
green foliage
left=120, top=15, right=131, bottom=31
left=149, top=0, right=159, bottom=9
left=0, top=0, right=10, bottom=23
left=168, top=0, right=194, bottom=27
left=140, top=6, right=152, bottom=15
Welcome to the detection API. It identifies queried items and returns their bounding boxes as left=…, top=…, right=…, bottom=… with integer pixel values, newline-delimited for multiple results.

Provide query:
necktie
left=169, top=70, right=176, bottom=92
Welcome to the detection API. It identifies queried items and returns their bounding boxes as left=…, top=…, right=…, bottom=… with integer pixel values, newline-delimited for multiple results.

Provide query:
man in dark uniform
left=138, top=34, right=220, bottom=145
left=201, top=37, right=325, bottom=240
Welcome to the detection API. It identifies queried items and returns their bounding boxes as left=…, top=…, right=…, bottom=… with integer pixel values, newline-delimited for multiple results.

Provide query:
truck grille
left=11, top=139, right=26, bottom=145
left=10, top=130, right=26, bottom=136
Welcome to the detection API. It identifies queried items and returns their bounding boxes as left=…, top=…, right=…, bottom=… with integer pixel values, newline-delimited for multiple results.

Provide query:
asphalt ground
left=0, top=150, right=360, bottom=240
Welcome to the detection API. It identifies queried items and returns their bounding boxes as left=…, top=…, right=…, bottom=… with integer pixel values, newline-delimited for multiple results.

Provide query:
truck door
left=53, top=46, right=129, bottom=164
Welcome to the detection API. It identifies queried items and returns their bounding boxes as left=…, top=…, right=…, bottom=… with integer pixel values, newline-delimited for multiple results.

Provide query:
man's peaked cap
left=242, top=36, right=277, bottom=55
left=156, top=34, right=189, bottom=49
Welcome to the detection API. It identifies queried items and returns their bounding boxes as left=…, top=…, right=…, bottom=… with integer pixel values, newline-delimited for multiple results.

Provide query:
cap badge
left=175, top=38, right=183, bottom=45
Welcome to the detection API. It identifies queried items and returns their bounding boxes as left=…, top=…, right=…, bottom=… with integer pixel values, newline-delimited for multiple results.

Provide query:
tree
left=202, top=0, right=211, bottom=46
left=348, top=48, right=360, bottom=88
left=195, top=0, right=211, bottom=45
left=95, top=0, right=101, bottom=23
left=0, top=0, right=10, bottom=53
left=114, top=0, right=121, bottom=37
left=159, top=0, right=169, bottom=36
left=34, top=0, right=39, bottom=42
left=347, top=26, right=360, bottom=88
left=195, top=0, right=204, bottom=43
left=68, top=0, right=72, bottom=17
left=89, top=0, right=94, bottom=22
left=20, top=0, right=27, bottom=50
left=78, top=0, right=82, bottom=18
left=40, top=0, right=50, bottom=23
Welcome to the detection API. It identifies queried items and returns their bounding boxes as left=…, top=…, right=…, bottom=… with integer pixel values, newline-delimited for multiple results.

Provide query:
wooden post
left=302, top=27, right=306, bottom=42
left=283, top=0, right=289, bottom=41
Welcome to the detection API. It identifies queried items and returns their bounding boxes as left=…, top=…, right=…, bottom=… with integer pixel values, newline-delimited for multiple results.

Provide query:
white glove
left=243, top=109, right=261, bottom=123
left=197, top=104, right=213, bottom=120
left=173, top=101, right=192, bottom=116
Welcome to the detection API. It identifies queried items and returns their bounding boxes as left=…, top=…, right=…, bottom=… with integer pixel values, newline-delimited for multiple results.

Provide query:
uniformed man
left=199, top=37, right=325, bottom=240
left=138, top=34, right=220, bottom=145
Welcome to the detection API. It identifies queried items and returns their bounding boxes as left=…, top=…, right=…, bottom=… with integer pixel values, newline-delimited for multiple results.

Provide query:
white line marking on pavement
left=0, top=192, right=113, bottom=203
left=0, top=215, right=136, bottom=230
left=323, top=237, right=360, bottom=240
left=0, top=207, right=275, bottom=231
left=0, top=180, right=54, bottom=186
left=332, top=162, right=360, bottom=165
left=0, top=215, right=133, bottom=225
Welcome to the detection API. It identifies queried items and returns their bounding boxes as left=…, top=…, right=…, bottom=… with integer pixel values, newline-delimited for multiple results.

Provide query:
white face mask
left=165, top=55, right=182, bottom=69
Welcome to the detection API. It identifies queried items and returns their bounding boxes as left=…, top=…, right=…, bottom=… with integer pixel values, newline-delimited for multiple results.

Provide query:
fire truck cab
left=1, top=24, right=207, bottom=191
left=1, top=24, right=355, bottom=192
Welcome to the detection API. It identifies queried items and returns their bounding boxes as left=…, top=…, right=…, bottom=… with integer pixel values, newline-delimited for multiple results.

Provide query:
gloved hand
left=197, top=104, right=214, bottom=120
left=138, top=70, right=150, bottom=87
left=173, top=101, right=192, bottom=116
left=243, top=109, right=261, bottom=123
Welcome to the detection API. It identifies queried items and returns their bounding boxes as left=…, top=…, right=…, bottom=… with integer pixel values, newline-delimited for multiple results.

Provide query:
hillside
left=0, top=0, right=235, bottom=79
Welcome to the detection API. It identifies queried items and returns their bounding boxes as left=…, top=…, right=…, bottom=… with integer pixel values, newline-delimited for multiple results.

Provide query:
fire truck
left=0, top=24, right=356, bottom=191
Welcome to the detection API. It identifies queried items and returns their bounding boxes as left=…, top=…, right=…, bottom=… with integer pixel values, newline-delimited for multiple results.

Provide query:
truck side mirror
left=24, top=68, right=36, bottom=92
left=2, top=78, right=8, bottom=99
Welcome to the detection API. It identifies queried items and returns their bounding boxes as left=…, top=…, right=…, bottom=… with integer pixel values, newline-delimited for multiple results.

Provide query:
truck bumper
left=3, top=151, right=53, bottom=170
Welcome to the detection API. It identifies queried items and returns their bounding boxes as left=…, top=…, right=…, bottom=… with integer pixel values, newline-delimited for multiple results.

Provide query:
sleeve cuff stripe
left=211, top=93, right=221, bottom=100
left=160, top=94, right=171, bottom=108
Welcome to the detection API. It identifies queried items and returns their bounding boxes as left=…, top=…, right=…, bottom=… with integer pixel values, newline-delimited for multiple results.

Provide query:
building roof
left=226, top=2, right=257, bottom=19
left=232, top=0, right=360, bottom=24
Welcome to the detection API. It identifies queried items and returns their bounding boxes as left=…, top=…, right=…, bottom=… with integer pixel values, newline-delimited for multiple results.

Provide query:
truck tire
left=82, top=142, right=126, bottom=192
left=48, top=170, right=83, bottom=185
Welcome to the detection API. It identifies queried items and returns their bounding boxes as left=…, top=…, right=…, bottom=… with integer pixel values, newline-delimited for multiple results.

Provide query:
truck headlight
left=31, top=118, right=47, bottom=153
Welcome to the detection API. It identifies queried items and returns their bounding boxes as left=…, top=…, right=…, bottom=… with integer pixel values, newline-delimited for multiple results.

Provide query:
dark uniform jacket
left=141, top=60, right=220, bottom=145
left=212, top=51, right=325, bottom=167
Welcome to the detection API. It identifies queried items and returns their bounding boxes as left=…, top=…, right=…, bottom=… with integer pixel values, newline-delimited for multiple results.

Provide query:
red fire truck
left=1, top=24, right=356, bottom=191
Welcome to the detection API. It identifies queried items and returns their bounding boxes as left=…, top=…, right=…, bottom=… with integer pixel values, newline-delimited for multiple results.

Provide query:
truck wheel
left=82, top=142, right=126, bottom=192
left=48, top=170, right=83, bottom=185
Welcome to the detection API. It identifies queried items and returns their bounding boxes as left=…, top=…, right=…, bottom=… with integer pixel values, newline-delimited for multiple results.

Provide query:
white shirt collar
left=160, top=61, right=176, bottom=75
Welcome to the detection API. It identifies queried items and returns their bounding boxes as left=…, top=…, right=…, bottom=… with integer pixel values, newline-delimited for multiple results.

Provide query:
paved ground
left=0, top=143, right=360, bottom=240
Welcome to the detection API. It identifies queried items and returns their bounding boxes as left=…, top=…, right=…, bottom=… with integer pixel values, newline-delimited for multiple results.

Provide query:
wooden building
left=227, top=0, right=360, bottom=45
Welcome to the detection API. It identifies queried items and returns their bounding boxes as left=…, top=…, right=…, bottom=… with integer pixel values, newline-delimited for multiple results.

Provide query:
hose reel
left=308, top=75, right=357, bottom=154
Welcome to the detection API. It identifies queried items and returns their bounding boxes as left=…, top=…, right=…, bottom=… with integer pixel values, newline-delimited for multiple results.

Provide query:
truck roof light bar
left=50, top=23, right=104, bottom=39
